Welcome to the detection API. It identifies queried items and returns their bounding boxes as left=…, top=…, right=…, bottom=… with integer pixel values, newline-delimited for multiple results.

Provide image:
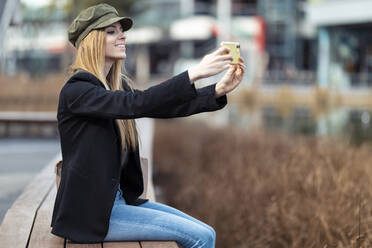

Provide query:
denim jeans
left=103, top=185, right=216, bottom=248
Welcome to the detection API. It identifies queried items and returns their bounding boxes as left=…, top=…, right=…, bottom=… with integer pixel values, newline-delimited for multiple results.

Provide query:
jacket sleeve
left=142, top=83, right=227, bottom=118
left=62, top=71, right=198, bottom=119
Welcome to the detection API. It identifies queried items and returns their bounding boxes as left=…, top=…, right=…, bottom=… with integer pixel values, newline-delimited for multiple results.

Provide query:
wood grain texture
left=140, top=241, right=182, bottom=248
left=0, top=153, right=61, bottom=248
left=0, top=111, right=57, bottom=123
left=66, top=241, right=102, bottom=248
left=103, top=241, right=141, bottom=248
left=28, top=186, right=65, bottom=248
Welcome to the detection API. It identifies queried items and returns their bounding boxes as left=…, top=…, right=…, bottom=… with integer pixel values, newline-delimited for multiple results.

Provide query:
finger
left=238, top=62, right=246, bottom=68
left=218, top=61, right=233, bottom=70
left=237, top=62, right=245, bottom=69
left=222, top=64, right=234, bottom=75
left=217, top=54, right=233, bottom=62
left=229, top=65, right=238, bottom=73
left=238, top=66, right=245, bottom=75
left=215, top=63, right=231, bottom=73
left=236, top=65, right=244, bottom=75
left=225, top=64, right=235, bottom=72
left=239, top=57, right=245, bottom=63
left=240, top=66, right=246, bottom=74
left=215, top=46, right=230, bottom=55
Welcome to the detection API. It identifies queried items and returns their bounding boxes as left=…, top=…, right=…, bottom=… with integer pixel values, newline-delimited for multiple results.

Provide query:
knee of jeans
left=200, top=226, right=215, bottom=245
left=202, top=224, right=216, bottom=240
left=209, top=226, right=216, bottom=240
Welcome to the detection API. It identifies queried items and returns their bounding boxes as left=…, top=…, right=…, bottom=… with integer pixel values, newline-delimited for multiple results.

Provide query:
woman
left=50, top=3, right=245, bottom=248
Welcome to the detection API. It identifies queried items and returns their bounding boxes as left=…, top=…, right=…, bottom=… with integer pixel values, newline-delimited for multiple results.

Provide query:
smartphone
left=220, top=41, right=240, bottom=64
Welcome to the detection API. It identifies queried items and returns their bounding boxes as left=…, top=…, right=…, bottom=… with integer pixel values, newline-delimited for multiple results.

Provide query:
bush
left=0, top=73, right=66, bottom=111
left=153, top=120, right=372, bottom=248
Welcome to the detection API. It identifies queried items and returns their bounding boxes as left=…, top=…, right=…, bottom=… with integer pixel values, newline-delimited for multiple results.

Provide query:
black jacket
left=50, top=70, right=227, bottom=243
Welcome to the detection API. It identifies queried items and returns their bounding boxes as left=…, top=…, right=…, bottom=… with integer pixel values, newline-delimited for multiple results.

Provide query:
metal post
left=0, top=0, right=21, bottom=74
left=136, top=44, right=150, bottom=84
left=180, top=0, right=194, bottom=58
left=317, top=28, right=330, bottom=89
left=217, top=0, right=232, bottom=46
left=180, top=0, right=194, bottom=18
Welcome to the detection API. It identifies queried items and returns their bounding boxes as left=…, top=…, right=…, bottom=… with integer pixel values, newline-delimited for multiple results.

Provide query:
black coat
left=50, top=70, right=227, bottom=243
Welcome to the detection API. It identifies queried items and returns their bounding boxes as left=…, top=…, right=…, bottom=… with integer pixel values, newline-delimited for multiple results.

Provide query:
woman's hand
left=188, top=47, right=233, bottom=83
left=215, top=57, right=245, bottom=98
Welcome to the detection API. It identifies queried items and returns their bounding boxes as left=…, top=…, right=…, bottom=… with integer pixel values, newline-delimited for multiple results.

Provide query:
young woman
left=50, top=3, right=245, bottom=248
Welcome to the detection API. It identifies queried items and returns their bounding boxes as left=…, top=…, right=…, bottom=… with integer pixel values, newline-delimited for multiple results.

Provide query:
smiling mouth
left=115, top=44, right=125, bottom=48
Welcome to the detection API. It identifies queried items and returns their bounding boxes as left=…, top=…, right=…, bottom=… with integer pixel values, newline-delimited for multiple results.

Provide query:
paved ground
left=0, top=138, right=60, bottom=223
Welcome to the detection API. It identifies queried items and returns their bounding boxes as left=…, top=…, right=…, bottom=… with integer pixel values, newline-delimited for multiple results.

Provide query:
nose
left=118, top=31, right=126, bottom=41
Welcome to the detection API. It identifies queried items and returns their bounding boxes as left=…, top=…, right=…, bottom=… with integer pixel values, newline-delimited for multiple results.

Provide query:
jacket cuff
left=180, top=70, right=197, bottom=98
left=200, top=83, right=227, bottom=110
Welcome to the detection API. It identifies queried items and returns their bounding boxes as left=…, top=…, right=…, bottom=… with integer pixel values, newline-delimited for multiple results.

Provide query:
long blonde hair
left=70, top=29, right=138, bottom=151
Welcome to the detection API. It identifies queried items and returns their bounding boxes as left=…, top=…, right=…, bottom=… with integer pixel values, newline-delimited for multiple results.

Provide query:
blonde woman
left=50, top=3, right=245, bottom=248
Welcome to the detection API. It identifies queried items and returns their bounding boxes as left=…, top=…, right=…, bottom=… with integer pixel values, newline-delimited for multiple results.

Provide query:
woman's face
left=104, top=22, right=127, bottom=61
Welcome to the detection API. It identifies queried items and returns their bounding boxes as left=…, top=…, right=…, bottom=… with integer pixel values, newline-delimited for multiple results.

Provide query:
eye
left=106, top=30, right=115, bottom=34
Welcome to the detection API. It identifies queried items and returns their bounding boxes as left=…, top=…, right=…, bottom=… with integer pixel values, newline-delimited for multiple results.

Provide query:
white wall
left=306, top=0, right=372, bottom=26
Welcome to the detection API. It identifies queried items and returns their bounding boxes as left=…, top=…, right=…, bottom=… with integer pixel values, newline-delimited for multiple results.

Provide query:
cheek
left=105, top=38, right=115, bottom=54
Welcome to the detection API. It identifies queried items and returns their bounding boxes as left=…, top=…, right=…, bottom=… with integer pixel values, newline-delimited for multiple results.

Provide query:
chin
left=117, top=53, right=126, bottom=60
left=108, top=55, right=126, bottom=61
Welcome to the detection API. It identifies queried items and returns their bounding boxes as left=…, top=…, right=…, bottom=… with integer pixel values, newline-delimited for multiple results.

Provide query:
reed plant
left=0, top=73, right=66, bottom=111
left=154, top=120, right=372, bottom=248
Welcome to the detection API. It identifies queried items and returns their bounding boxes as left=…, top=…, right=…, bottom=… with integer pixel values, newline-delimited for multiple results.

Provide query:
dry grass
left=153, top=120, right=372, bottom=248
left=0, top=73, right=67, bottom=111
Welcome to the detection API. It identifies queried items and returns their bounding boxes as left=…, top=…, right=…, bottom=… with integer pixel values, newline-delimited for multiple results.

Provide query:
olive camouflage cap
left=68, top=3, right=133, bottom=48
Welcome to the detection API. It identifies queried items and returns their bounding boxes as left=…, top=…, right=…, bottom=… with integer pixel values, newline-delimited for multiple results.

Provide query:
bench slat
left=140, top=241, right=182, bottom=248
left=103, top=241, right=141, bottom=248
left=0, top=154, right=60, bottom=248
left=66, top=242, right=102, bottom=248
left=28, top=185, right=65, bottom=248
left=0, top=111, right=57, bottom=123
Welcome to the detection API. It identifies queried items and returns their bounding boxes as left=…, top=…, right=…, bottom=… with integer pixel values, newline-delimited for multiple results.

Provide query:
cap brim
left=95, top=17, right=133, bottom=31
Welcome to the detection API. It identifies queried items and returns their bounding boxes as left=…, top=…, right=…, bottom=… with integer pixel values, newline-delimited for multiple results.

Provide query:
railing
left=0, top=111, right=57, bottom=138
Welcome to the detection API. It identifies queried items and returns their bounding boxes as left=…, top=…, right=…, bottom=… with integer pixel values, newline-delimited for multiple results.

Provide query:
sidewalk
left=0, top=138, right=60, bottom=223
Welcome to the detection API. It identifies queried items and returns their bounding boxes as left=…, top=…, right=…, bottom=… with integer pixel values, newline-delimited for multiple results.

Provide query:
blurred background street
left=0, top=138, right=59, bottom=222
left=2, top=0, right=372, bottom=247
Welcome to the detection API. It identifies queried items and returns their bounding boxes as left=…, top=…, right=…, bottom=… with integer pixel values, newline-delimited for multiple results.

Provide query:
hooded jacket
left=50, top=70, right=227, bottom=243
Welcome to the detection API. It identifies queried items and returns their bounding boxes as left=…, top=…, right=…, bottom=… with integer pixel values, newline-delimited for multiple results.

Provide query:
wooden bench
left=0, top=111, right=57, bottom=124
left=0, top=153, right=182, bottom=248
left=0, top=111, right=58, bottom=137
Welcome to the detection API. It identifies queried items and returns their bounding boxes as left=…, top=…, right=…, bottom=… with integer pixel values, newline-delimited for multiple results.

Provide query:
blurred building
left=108, top=0, right=265, bottom=85
left=4, top=5, right=69, bottom=76
left=307, top=0, right=372, bottom=89
left=0, top=0, right=22, bottom=74
left=258, top=0, right=316, bottom=72
left=168, top=0, right=316, bottom=86
left=3, top=0, right=316, bottom=86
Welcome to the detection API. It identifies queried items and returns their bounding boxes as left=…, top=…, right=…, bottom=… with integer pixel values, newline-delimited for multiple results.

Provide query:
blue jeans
left=103, top=185, right=216, bottom=248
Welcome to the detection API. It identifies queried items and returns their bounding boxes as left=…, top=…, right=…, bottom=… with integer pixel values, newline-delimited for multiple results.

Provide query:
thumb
left=215, top=46, right=230, bottom=55
left=227, top=65, right=237, bottom=75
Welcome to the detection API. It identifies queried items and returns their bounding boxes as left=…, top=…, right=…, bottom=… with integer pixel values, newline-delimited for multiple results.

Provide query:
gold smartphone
left=220, top=41, right=240, bottom=64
